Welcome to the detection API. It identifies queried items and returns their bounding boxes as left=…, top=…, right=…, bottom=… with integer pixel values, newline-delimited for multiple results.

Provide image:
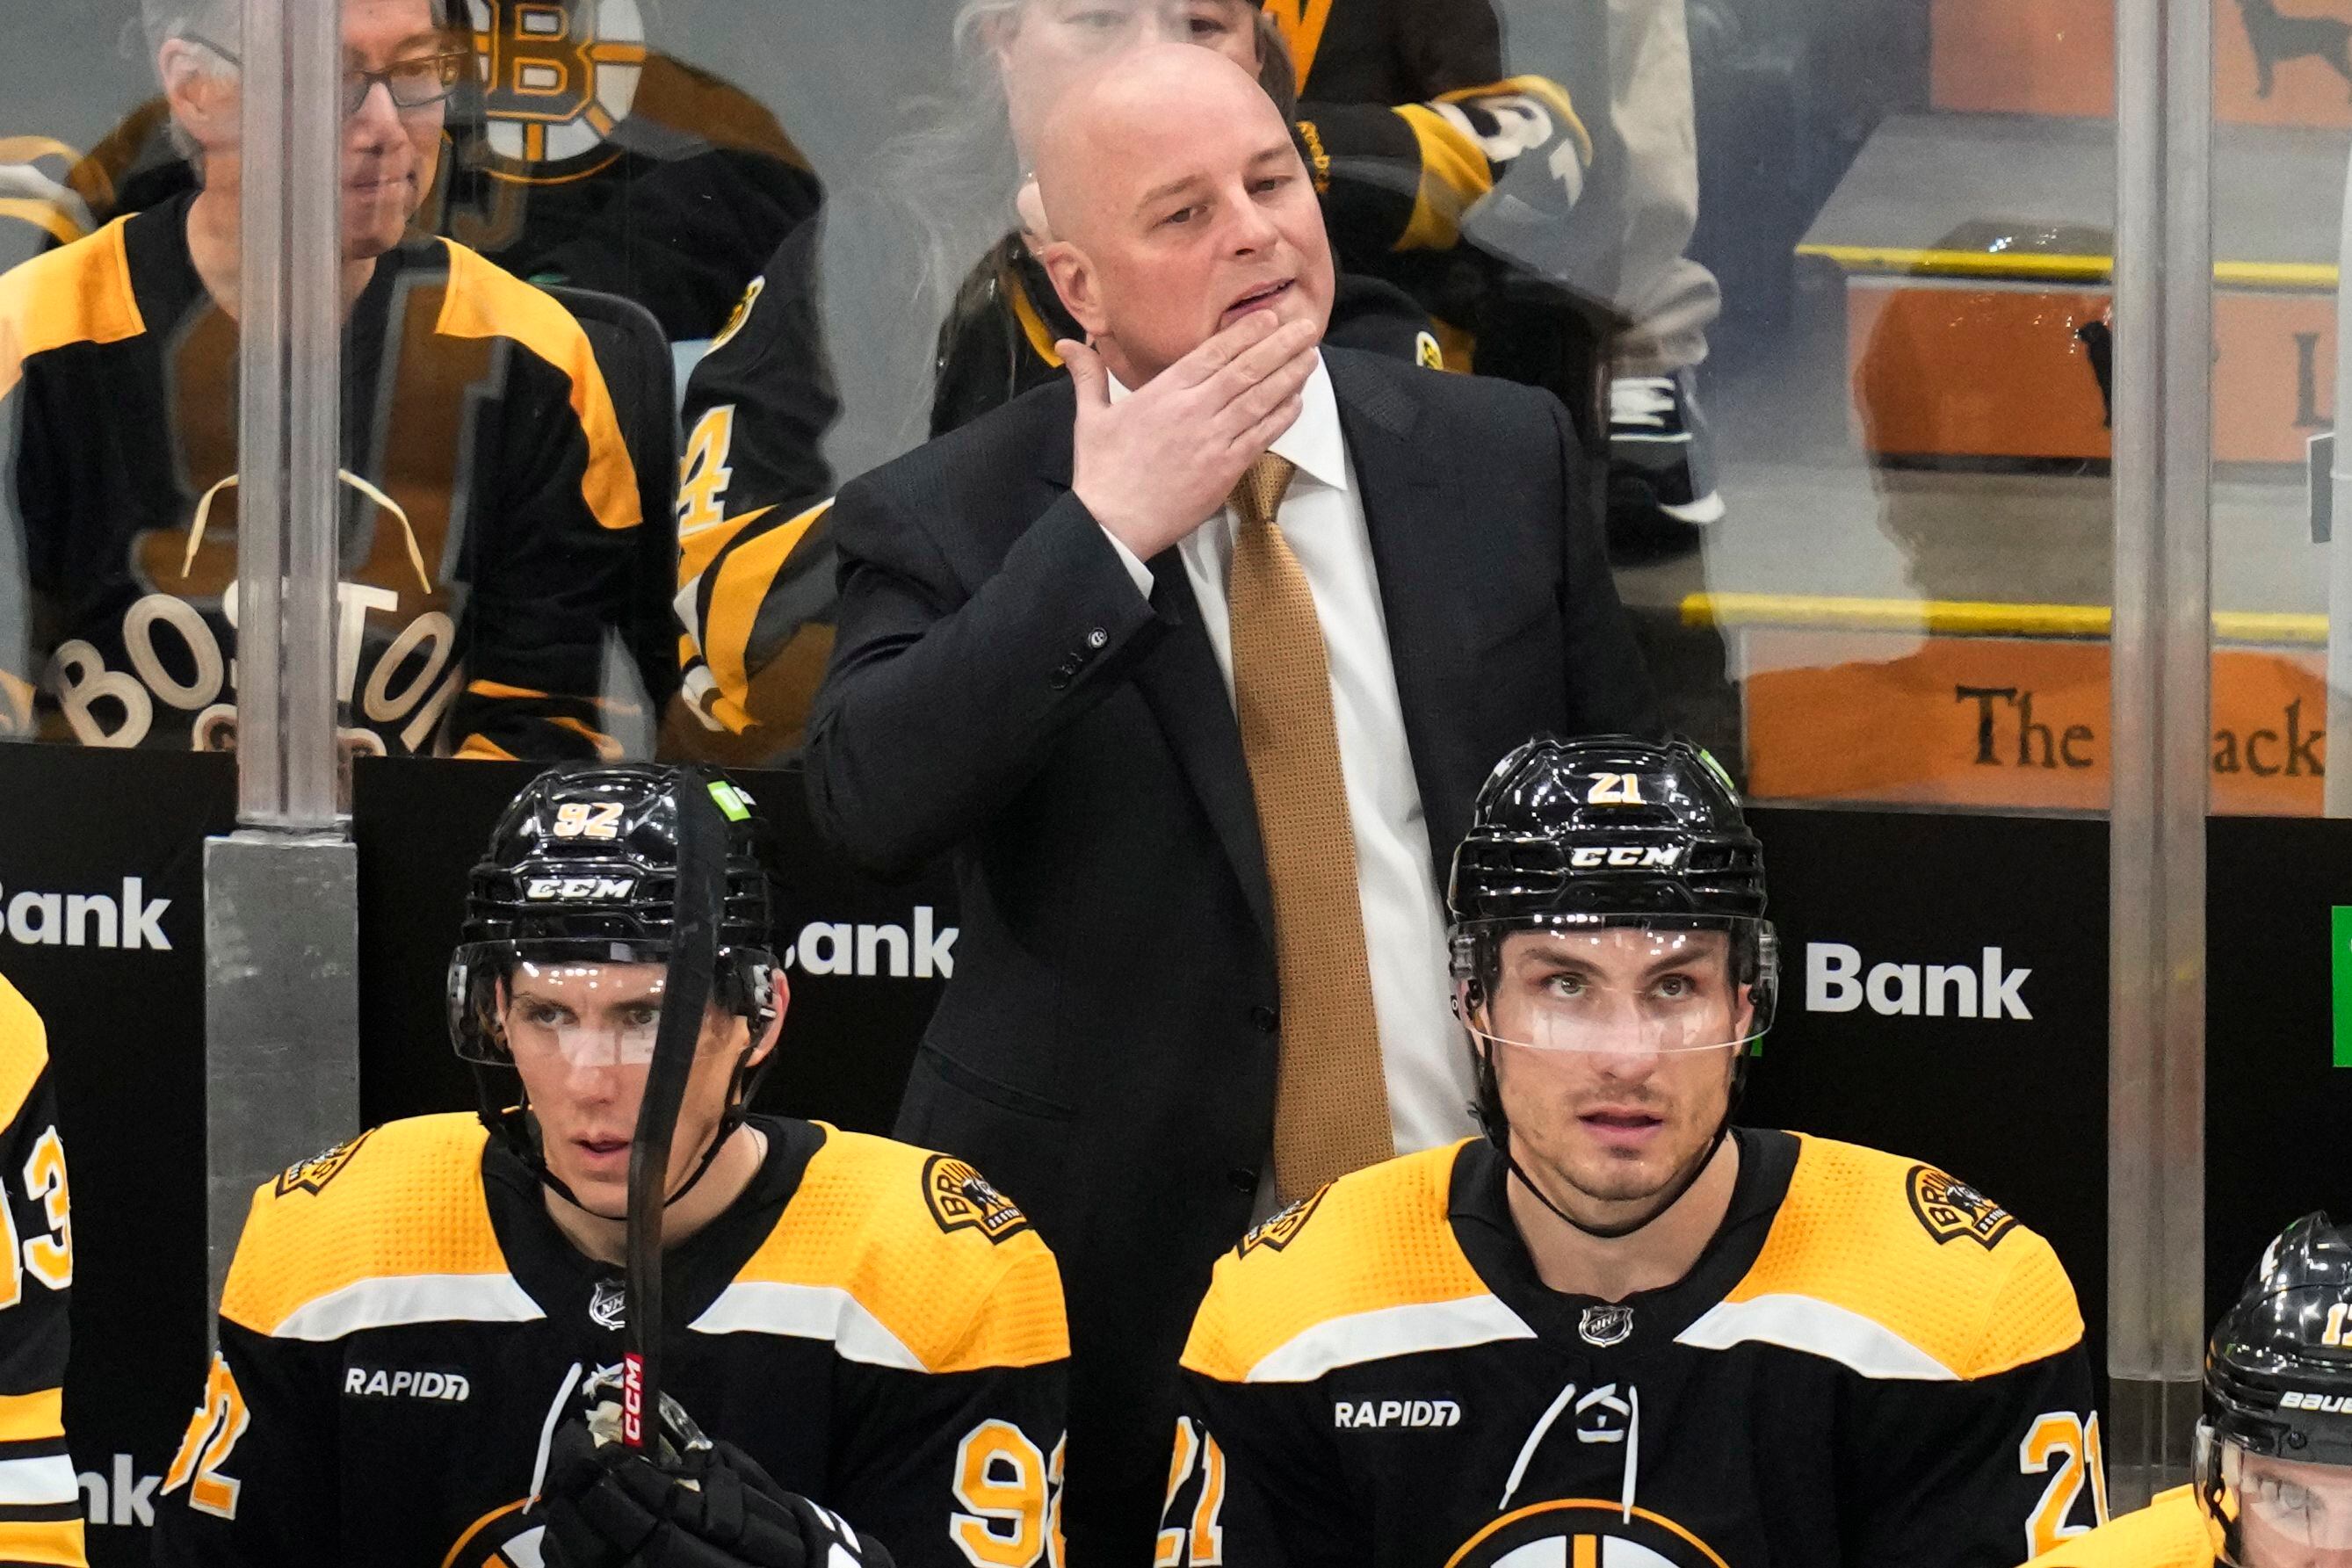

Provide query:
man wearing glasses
left=0, top=0, right=645, bottom=761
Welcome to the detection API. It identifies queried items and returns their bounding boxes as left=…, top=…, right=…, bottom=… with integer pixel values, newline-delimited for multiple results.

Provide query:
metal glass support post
left=2327, top=148, right=2352, bottom=818
left=202, top=0, right=360, bottom=1307
left=2107, top=0, right=2212, bottom=1507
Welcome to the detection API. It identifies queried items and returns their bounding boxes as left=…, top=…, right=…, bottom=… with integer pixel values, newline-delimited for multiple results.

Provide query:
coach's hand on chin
left=1059, top=314, right=1319, bottom=561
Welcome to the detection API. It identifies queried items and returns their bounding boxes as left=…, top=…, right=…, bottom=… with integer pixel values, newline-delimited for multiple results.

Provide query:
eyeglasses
left=182, top=34, right=471, bottom=118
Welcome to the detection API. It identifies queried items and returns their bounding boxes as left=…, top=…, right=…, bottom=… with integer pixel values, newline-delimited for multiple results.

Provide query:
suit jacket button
left=1249, top=1005, right=1278, bottom=1034
left=1227, top=1167, right=1259, bottom=1194
left=1087, top=627, right=1110, bottom=650
left=1048, top=672, right=1072, bottom=691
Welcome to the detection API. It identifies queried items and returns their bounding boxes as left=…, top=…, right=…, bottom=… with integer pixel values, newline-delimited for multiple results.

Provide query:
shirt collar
left=1104, top=349, right=1349, bottom=495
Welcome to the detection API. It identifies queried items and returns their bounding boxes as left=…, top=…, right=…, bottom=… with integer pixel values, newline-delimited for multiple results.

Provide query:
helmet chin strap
left=476, top=1042, right=765, bottom=1220
left=1473, top=1036, right=1742, bottom=1245
left=1505, top=1118, right=1733, bottom=1242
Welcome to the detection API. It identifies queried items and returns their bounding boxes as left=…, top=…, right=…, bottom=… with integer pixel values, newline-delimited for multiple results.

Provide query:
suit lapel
left=1031, top=417, right=1277, bottom=944
left=1327, top=349, right=1488, bottom=882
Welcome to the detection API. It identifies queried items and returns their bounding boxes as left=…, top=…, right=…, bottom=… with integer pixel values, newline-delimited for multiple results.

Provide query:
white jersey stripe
left=689, top=1281, right=928, bottom=1372
left=1246, top=1296, right=1538, bottom=1384
left=0, top=1453, right=78, bottom=1507
left=270, top=1272, right=545, bottom=1340
left=1675, top=1293, right=1960, bottom=1381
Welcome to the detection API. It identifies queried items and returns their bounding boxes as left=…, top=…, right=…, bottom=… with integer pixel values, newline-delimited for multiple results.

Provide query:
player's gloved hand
left=539, top=1420, right=898, bottom=1568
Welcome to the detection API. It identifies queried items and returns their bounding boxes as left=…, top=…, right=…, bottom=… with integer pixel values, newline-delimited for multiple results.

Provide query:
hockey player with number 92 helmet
left=1162, top=734, right=2103, bottom=1568
left=156, top=764, right=1069, bottom=1568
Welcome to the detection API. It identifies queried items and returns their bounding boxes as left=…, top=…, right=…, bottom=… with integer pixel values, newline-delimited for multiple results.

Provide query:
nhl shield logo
left=589, top=1277, right=626, bottom=1332
left=467, top=0, right=649, bottom=170
left=1907, top=1165, right=2019, bottom=1249
left=1578, top=1304, right=1635, bottom=1348
left=923, top=1156, right=1032, bottom=1244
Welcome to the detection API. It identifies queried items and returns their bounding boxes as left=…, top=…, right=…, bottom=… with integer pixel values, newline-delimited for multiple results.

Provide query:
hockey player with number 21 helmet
left=2025, top=1211, right=2352, bottom=1568
left=1162, top=734, right=2105, bottom=1568
left=156, top=765, right=1069, bottom=1568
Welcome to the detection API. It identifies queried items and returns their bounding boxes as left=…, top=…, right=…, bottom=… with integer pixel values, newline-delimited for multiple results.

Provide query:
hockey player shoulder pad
left=1183, top=1140, right=1491, bottom=1387
left=1683, top=1134, right=2085, bottom=1383
left=707, top=1128, right=1067, bottom=1377
left=219, top=1113, right=519, bottom=1344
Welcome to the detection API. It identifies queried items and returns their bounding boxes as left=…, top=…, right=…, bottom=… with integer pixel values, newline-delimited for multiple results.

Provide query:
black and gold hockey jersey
left=0, top=978, right=81, bottom=1568
left=2019, top=1486, right=2211, bottom=1567
left=153, top=1112, right=1068, bottom=1568
left=1166, top=1131, right=2103, bottom=1568
left=0, top=193, right=643, bottom=757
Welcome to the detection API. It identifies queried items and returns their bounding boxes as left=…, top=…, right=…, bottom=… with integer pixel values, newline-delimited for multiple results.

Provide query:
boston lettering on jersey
left=0, top=192, right=641, bottom=760
left=1169, top=1131, right=2104, bottom=1568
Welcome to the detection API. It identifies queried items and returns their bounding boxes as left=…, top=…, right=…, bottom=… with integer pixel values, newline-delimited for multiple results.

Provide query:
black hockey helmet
left=1447, top=734, right=1776, bottom=1240
left=1448, top=733, right=1775, bottom=1023
left=2196, top=1213, right=2352, bottom=1562
left=447, top=765, right=784, bottom=1204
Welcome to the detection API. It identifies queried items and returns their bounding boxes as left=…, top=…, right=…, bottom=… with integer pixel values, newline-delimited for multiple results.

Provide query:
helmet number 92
left=552, top=801, right=623, bottom=841
left=1587, top=772, right=1646, bottom=806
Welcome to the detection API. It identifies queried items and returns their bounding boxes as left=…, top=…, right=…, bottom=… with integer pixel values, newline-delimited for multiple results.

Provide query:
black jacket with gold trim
left=1166, top=1131, right=2104, bottom=1568
left=0, top=978, right=80, bottom=1568
left=152, top=1113, right=1068, bottom=1568
left=0, top=193, right=642, bottom=757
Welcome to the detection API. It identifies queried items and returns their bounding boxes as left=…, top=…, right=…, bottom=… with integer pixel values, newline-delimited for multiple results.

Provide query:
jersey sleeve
left=1839, top=1236, right=2108, bottom=1567
left=828, top=1241, right=1069, bottom=1568
left=0, top=985, right=83, bottom=1567
left=1164, top=1369, right=1361, bottom=1568
left=151, top=1324, right=339, bottom=1567
left=672, top=219, right=842, bottom=748
left=438, top=249, right=647, bottom=762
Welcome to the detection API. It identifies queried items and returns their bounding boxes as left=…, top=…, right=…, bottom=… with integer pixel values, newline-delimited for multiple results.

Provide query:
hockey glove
left=540, top=1419, right=898, bottom=1568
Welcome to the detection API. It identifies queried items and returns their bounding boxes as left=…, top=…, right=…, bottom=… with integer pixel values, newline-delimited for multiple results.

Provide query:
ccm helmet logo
left=525, top=877, right=638, bottom=902
left=1568, top=846, right=1683, bottom=870
left=2280, top=1391, right=2352, bottom=1413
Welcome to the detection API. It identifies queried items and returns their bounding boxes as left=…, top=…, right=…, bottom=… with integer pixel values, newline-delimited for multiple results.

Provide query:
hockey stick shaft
left=621, top=774, right=726, bottom=1454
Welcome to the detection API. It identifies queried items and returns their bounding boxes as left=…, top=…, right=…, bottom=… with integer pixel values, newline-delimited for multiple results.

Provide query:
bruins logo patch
left=1239, top=1188, right=1325, bottom=1256
left=277, top=1131, right=374, bottom=1197
left=1415, top=331, right=1446, bottom=372
left=923, top=1155, right=1031, bottom=1243
left=1907, top=1165, right=2018, bottom=1249
left=710, top=278, right=766, bottom=352
left=1447, top=1498, right=1729, bottom=1567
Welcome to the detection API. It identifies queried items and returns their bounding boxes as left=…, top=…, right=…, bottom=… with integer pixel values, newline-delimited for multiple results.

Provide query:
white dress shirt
left=1103, top=356, right=1474, bottom=1160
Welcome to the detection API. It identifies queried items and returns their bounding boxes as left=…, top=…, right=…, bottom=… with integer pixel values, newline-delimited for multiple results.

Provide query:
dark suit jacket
left=803, top=345, right=1657, bottom=1562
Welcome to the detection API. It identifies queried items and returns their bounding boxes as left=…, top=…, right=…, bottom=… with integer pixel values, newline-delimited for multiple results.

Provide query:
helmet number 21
left=1587, top=773, right=1646, bottom=806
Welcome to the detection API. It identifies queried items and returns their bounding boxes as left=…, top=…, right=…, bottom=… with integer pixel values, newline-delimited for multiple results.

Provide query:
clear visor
left=1456, top=917, right=1771, bottom=1057
left=452, top=940, right=743, bottom=1069
left=2225, top=1441, right=2352, bottom=1552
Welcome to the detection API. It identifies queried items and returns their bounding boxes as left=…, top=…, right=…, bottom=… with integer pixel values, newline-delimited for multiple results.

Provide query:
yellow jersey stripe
left=0, top=1390, right=63, bottom=1448
left=1392, top=104, right=1493, bottom=253
left=0, top=1516, right=83, bottom=1566
left=0, top=217, right=144, bottom=406
left=432, top=241, right=642, bottom=533
left=0, top=978, right=48, bottom=1133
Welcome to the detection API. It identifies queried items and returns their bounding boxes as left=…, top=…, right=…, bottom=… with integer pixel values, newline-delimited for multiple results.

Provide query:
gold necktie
left=1227, top=452, right=1394, bottom=1197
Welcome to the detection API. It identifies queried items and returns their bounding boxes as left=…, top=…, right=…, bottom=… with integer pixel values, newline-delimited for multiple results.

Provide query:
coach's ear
left=1039, top=240, right=1110, bottom=341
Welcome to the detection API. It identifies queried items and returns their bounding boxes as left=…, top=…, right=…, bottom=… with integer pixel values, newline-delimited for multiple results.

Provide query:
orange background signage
left=1740, top=629, right=2329, bottom=814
